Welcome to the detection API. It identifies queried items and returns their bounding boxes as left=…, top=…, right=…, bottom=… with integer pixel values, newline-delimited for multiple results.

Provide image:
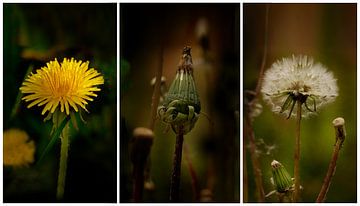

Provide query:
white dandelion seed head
left=261, top=55, right=338, bottom=118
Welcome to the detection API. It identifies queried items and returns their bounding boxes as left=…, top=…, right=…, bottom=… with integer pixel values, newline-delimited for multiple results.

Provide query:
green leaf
left=10, top=65, right=33, bottom=119
left=37, top=115, right=70, bottom=165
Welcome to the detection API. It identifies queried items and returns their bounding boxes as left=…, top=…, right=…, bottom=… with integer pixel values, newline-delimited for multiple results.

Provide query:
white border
left=239, top=1, right=244, bottom=204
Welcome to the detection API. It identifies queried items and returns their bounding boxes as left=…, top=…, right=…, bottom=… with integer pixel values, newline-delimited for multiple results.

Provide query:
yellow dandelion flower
left=4, top=129, right=35, bottom=167
left=20, top=58, right=104, bottom=115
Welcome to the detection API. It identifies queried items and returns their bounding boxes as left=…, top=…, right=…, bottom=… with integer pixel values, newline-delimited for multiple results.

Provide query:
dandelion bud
left=157, top=46, right=201, bottom=134
left=333, top=117, right=346, bottom=143
left=271, top=160, right=293, bottom=193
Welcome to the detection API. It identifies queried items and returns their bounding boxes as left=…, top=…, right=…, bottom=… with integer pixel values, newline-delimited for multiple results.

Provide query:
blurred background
left=244, top=4, right=356, bottom=202
left=121, top=3, right=240, bottom=202
left=3, top=3, right=117, bottom=202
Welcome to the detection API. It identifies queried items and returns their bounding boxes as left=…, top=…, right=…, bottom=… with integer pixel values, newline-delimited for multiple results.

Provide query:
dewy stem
left=170, top=127, right=184, bottom=202
left=56, top=120, right=70, bottom=200
left=294, top=100, right=302, bottom=202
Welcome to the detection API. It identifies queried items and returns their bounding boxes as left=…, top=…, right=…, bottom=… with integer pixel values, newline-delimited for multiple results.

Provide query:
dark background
left=121, top=3, right=240, bottom=202
left=244, top=3, right=356, bottom=203
left=3, top=3, right=117, bottom=203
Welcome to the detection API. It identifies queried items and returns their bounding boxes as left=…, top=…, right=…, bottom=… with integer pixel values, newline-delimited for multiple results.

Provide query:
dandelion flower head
left=261, top=55, right=338, bottom=118
left=4, top=129, right=35, bottom=167
left=20, top=58, right=104, bottom=115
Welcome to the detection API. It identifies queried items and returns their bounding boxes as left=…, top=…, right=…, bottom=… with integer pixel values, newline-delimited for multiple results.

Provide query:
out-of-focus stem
left=134, top=47, right=163, bottom=201
left=149, top=47, right=164, bottom=130
left=184, top=143, right=199, bottom=201
left=131, top=128, right=154, bottom=202
left=245, top=114, right=265, bottom=202
left=254, top=4, right=270, bottom=99
left=243, top=5, right=270, bottom=203
left=243, top=144, right=249, bottom=202
left=316, top=117, right=346, bottom=203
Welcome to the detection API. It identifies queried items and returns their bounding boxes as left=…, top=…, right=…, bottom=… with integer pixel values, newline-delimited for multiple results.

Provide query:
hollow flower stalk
left=261, top=55, right=338, bottom=118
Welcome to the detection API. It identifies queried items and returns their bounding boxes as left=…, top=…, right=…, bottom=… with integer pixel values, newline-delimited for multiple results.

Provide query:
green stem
left=57, top=122, right=70, bottom=200
left=294, top=100, right=302, bottom=202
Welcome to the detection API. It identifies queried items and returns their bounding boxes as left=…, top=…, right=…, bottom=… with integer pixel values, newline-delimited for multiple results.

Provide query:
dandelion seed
left=4, top=129, right=35, bottom=167
left=20, top=58, right=104, bottom=116
left=261, top=55, right=338, bottom=118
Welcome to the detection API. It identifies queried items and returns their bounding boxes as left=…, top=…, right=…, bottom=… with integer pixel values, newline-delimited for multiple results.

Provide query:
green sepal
left=70, top=112, right=79, bottom=131
left=43, top=111, right=53, bottom=122
left=79, top=109, right=87, bottom=124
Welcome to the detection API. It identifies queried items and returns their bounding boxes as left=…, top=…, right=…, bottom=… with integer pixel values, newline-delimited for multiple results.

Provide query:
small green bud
left=271, top=160, right=293, bottom=193
left=157, top=46, right=201, bottom=135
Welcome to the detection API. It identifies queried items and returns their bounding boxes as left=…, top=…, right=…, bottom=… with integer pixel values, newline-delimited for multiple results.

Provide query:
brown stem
left=315, top=140, right=341, bottom=202
left=133, top=46, right=163, bottom=202
left=245, top=114, right=265, bottom=202
left=170, top=128, right=184, bottom=202
left=131, top=128, right=154, bottom=202
left=293, top=100, right=302, bottom=202
left=184, top=143, right=199, bottom=201
left=316, top=118, right=346, bottom=202
left=243, top=4, right=270, bottom=202
left=133, top=162, right=145, bottom=202
left=253, top=4, right=270, bottom=100
left=278, top=193, right=284, bottom=203
left=149, top=46, right=164, bottom=130
left=243, top=144, right=249, bottom=202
